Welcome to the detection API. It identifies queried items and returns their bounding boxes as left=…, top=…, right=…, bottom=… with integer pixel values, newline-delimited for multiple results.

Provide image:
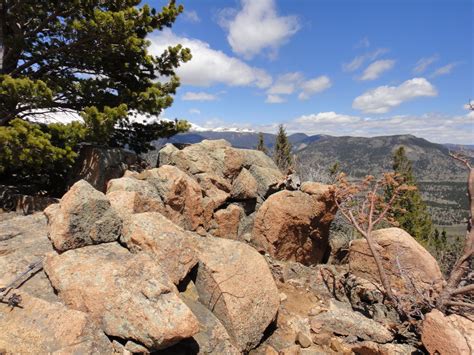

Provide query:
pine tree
left=0, top=0, right=191, bottom=192
left=386, top=146, right=434, bottom=243
left=256, top=132, right=268, bottom=154
left=273, top=124, right=292, bottom=171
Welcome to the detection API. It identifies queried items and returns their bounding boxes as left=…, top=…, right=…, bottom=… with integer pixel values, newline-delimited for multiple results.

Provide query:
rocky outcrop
left=156, top=140, right=285, bottom=239
left=67, top=144, right=139, bottom=192
left=44, top=243, right=200, bottom=350
left=44, top=180, right=122, bottom=252
left=4, top=140, right=413, bottom=354
left=348, top=228, right=444, bottom=296
left=422, top=309, right=474, bottom=355
left=252, top=187, right=337, bottom=265
left=0, top=291, right=113, bottom=353
left=191, top=235, right=280, bottom=351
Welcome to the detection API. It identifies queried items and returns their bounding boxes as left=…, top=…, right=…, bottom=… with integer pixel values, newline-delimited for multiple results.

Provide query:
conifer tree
left=256, top=132, right=267, bottom=154
left=273, top=124, right=292, bottom=171
left=386, top=146, right=433, bottom=243
left=0, top=0, right=191, bottom=192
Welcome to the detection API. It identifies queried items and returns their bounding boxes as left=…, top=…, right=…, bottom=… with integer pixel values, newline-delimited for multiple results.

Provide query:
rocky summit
left=0, top=140, right=472, bottom=354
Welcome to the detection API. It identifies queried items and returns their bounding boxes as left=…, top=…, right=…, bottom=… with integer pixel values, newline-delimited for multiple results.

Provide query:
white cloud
left=298, top=76, right=332, bottom=100
left=265, top=73, right=331, bottom=102
left=149, top=29, right=272, bottom=88
left=285, top=111, right=474, bottom=144
left=295, top=111, right=359, bottom=124
left=342, top=48, right=389, bottom=72
left=352, top=78, right=437, bottom=114
left=359, top=59, right=395, bottom=81
left=182, top=91, right=217, bottom=101
left=218, top=0, right=300, bottom=59
left=266, top=94, right=286, bottom=104
left=413, top=54, right=438, bottom=74
left=189, top=108, right=201, bottom=115
left=183, top=10, right=200, bottom=23
left=267, top=72, right=303, bottom=95
left=431, top=62, right=460, bottom=77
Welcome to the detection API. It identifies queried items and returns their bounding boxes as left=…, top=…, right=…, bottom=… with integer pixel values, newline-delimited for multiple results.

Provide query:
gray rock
left=312, top=308, right=393, bottom=343
left=44, top=180, right=122, bottom=252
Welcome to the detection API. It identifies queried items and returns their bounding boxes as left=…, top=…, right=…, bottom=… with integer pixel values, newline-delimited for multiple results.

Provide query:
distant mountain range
left=151, top=130, right=471, bottom=227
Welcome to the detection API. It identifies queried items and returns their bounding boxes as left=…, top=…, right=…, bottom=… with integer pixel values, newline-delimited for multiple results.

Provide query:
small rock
left=264, top=345, right=279, bottom=355
left=311, top=307, right=393, bottom=343
left=279, top=344, right=301, bottom=355
left=125, top=340, right=150, bottom=354
left=296, top=332, right=312, bottom=348
left=310, top=319, right=323, bottom=333
left=330, top=338, right=350, bottom=354
left=312, top=330, right=332, bottom=346
left=422, top=309, right=473, bottom=355
left=280, top=292, right=288, bottom=302
left=307, top=307, right=323, bottom=317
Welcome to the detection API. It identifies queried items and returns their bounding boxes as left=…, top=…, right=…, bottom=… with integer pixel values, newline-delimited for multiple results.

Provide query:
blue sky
left=147, top=0, right=473, bottom=143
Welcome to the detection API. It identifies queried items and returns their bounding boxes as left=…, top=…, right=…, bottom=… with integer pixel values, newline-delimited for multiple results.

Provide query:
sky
left=146, top=0, right=473, bottom=144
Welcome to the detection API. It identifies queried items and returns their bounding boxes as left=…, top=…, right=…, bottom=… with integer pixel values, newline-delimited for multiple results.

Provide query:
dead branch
left=334, top=173, right=411, bottom=318
left=436, top=153, right=474, bottom=313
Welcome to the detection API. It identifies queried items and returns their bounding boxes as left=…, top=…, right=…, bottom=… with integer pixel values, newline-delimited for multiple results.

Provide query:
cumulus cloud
left=265, top=72, right=331, bottom=102
left=266, top=94, right=286, bottom=104
left=342, top=48, right=389, bottom=72
left=183, top=10, right=200, bottom=23
left=359, top=59, right=395, bottom=81
left=182, top=91, right=217, bottom=101
left=149, top=29, right=272, bottom=88
left=298, top=76, right=332, bottom=100
left=352, top=78, right=437, bottom=114
left=413, top=54, right=438, bottom=74
left=431, top=62, right=461, bottom=77
left=218, top=0, right=300, bottom=59
left=267, top=72, right=303, bottom=95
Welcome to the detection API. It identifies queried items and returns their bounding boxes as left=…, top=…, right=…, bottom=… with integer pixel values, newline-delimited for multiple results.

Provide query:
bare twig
left=436, top=152, right=473, bottom=313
